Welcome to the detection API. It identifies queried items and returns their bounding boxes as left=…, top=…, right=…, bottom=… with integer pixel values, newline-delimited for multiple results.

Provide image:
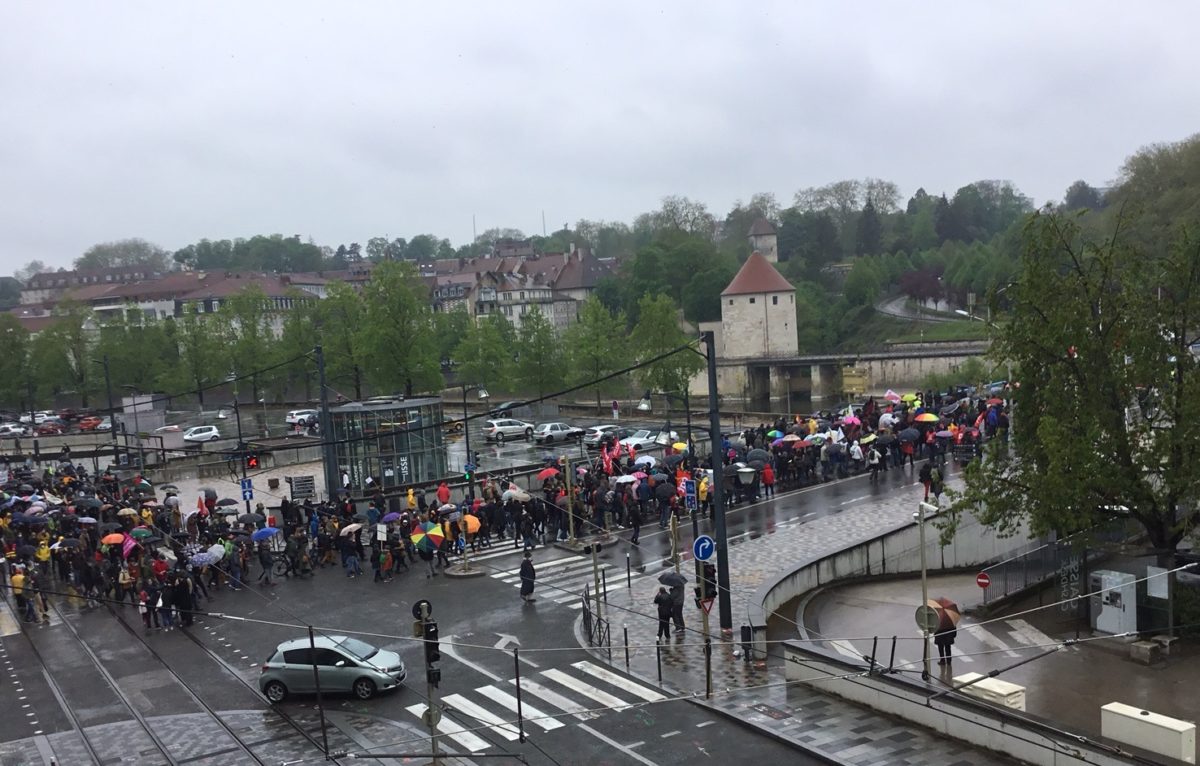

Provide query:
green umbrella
left=130, top=527, right=154, bottom=540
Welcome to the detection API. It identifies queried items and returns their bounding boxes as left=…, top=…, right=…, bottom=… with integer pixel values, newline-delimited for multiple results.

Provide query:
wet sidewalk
left=579, top=475, right=1021, bottom=765
left=804, top=573, right=1199, bottom=740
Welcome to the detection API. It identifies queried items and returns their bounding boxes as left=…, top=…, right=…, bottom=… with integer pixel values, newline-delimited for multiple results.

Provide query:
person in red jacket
left=761, top=464, right=776, bottom=498
left=436, top=481, right=450, bottom=506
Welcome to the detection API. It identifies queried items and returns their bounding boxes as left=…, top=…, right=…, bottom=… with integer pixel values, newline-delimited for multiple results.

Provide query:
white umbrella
left=502, top=489, right=531, bottom=502
left=614, top=475, right=637, bottom=484
left=633, top=455, right=656, bottom=467
left=340, top=523, right=363, bottom=536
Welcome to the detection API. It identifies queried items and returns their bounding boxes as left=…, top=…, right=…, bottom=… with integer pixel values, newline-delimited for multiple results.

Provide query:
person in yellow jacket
left=406, top=487, right=417, bottom=511
left=698, top=475, right=710, bottom=517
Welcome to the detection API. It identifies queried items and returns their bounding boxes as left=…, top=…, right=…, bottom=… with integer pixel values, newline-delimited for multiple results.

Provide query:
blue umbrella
left=251, top=527, right=280, bottom=542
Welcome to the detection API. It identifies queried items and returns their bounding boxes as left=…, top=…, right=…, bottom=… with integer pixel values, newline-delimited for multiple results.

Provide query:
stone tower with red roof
left=719, top=248, right=798, bottom=358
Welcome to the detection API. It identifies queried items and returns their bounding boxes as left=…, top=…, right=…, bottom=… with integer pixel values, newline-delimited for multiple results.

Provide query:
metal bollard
left=704, top=638, right=712, bottom=699
left=626, top=553, right=632, bottom=589
left=656, top=641, right=662, bottom=682
left=624, top=625, right=630, bottom=667
left=888, top=635, right=897, bottom=673
left=601, top=569, right=607, bottom=603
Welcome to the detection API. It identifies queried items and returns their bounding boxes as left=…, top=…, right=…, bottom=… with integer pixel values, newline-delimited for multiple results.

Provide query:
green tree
left=219, top=286, right=275, bottom=401
left=454, top=314, right=513, bottom=392
left=30, top=302, right=93, bottom=405
left=1062, top=180, right=1105, bottom=211
left=0, top=315, right=29, bottom=408
left=433, top=308, right=472, bottom=364
left=856, top=198, right=882, bottom=255
left=317, top=281, right=369, bottom=400
left=166, top=311, right=226, bottom=407
left=275, top=296, right=319, bottom=401
left=514, top=308, right=562, bottom=399
left=92, top=308, right=176, bottom=395
left=944, top=212, right=1200, bottom=559
left=75, top=238, right=170, bottom=272
left=843, top=259, right=882, bottom=306
left=564, top=296, right=627, bottom=413
left=358, top=260, right=440, bottom=396
left=681, top=264, right=737, bottom=322
left=631, top=294, right=702, bottom=395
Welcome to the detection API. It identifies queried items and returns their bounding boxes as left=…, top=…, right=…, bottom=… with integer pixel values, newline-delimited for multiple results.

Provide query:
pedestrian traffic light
left=426, top=666, right=441, bottom=687
left=423, top=620, right=440, bottom=665
left=245, top=452, right=259, bottom=470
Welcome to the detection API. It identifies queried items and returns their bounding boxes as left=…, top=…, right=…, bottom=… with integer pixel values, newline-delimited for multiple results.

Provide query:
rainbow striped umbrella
left=410, top=521, right=445, bottom=553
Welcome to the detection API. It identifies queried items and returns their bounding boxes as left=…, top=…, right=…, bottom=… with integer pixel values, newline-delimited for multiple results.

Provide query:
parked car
left=18, top=411, right=55, bottom=425
left=488, top=401, right=523, bottom=418
left=154, top=423, right=182, bottom=433
left=532, top=422, right=584, bottom=444
left=183, top=425, right=221, bottom=442
left=259, top=635, right=406, bottom=703
left=78, top=416, right=104, bottom=431
left=285, top=408, right=319, bottom=425
left=36, top=419, right=68, bottom=435
left=618, top=429, right=679, bottom=451
left=582, top=424, right=631, bottom=449
left=95, top=416, right=113, bottom=432
left=0, top=424, right=29, bottom=439
left=482, top=418, right=534, bottom=442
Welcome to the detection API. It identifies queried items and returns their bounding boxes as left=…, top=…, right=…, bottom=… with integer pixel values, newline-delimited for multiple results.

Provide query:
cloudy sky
left=2, top=2, right=1198, bottom=271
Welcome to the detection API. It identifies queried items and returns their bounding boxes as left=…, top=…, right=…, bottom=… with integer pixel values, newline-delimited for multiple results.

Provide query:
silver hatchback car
left=259, top=635, right=406, bottom=702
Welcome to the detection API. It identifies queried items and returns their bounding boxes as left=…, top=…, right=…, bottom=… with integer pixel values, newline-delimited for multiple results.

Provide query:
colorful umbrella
left=411, top=521, right=445, bottom=553
left=859, top=434, right=877, bottom=445
left=766, top=429, right=783, bottom=438
left=207, top=543, right=226, bottom=560
left=782, top=434, right=803, bottom=442
left=928, top=597, right=962, bottom=629
left=189, top=552, right=219, bottom=567
left=101, top=533, right=126, bottom=545
left=771, top=438, right=785, bottom=447
left=915, top=413, right=940, bottom=423
left=536, top=467, right=560, bottom=481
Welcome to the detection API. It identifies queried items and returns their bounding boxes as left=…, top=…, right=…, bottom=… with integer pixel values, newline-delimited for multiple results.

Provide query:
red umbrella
left=986, top=397, right=1004, bottom=406
left=927, top=597, right=961, bottom=630
left=536, top=467, right=560, bottom=481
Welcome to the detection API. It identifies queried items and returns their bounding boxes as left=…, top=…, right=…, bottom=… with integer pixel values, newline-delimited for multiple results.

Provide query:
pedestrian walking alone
left=654, top=587, right=673, bottom=640
left=519, top=552, right=536, bottom=603
left=935, top=620, right=957, bottom=666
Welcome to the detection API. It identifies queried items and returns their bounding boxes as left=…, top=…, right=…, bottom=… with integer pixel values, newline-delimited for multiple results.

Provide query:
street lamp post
left=917, top=501, right=938, bottom=681
left=230, top=399, right=251, bottom=514
left=460, top=384, right=489, bottom=501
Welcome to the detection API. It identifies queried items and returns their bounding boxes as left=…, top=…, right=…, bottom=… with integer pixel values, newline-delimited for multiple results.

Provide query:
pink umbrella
left=633, top=471, right=648, bottom=479
left=843, top=415, right=861, bottom=426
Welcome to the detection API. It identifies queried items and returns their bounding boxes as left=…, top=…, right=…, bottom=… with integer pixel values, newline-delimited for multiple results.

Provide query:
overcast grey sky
left=2, top=2, right=1197, bottom=271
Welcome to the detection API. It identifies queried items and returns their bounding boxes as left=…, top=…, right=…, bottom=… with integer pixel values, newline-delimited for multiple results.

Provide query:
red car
left=36, top=420, right=68, bottom=435
left=78, top=416, right=104, bottom=431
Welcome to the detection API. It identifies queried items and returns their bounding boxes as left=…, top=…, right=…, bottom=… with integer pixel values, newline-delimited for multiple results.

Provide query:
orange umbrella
left=101, top=533, right=126, bottom=545
left=927, top=597, right=961, bottom=629
left=460, top=514, right=481, bottom=534
left=915, top=413, right=940, bottom=423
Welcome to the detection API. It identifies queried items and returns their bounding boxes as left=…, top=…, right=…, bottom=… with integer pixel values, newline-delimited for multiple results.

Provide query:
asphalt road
left=0, top=465, right=935, bottom=764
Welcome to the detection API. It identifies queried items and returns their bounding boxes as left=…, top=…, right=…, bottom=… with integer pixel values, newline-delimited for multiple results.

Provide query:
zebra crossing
left=491, top=555, right=635, bottom=608
left=826, top=617, right=1076, bottom=670
left=406, top=660, right=665, bottom=753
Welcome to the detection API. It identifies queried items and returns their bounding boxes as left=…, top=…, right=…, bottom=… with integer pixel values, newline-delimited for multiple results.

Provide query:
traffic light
left=423, top=620, right=440, bottom=665
left=245, top=452, right=259, bottom=470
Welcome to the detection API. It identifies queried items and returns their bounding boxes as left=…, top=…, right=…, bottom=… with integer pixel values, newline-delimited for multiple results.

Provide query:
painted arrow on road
left=494, top=633, right=520, bottom=650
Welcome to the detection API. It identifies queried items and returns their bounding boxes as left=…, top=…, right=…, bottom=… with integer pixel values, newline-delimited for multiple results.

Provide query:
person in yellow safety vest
left=698, top=475, right=710, bottom=517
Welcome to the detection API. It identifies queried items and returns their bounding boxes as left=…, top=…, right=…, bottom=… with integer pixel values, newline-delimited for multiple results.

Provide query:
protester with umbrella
left=931, top=597, right=961, bottom=666
left=659, top=571, right=687, bottom=634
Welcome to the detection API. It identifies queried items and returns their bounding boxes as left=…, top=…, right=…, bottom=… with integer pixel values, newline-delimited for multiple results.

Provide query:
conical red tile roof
left=721, top=252, right=793, bottom=296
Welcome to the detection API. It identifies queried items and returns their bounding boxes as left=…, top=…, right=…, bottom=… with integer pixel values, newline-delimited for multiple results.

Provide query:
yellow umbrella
left=672, top=442, right=687, bottom=451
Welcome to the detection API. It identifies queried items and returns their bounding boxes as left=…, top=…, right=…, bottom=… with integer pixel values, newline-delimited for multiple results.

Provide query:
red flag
left=121, top=536, right=137, bottom=559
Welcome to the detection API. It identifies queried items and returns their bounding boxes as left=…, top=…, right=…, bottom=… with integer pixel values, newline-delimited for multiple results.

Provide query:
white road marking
left=661, top=730, right=680, bottom=738
left=492, top=556, right=580, bottom=578
left=541, top=668, right=630, bottom=710
left=1006, top=618, right=1072, bottom=651
left=405, top=704, right=490, bottom=752
left=443, top=694, right=521, bottom=741
left=571, top=662, right=666, bottom=702
left=507, top=677, right=597, bottom=720
left=964, top=624, right=1020, bottom=658
left=696, top=721, right=715, bottom=728
left=476, top=684, right=564, bottom=730
left=578, top=724, right=659, bottom=766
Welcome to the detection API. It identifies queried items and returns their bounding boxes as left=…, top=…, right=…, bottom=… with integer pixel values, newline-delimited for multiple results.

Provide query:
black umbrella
left=352, top=513, right=369, bottom=523
left=664, top=454, right=685, bottom=467
left=658, top=571, right=687, bottom=587
left=876, top=434, right=897, bottom=447
left=238, top=513, right=264, bottom=524
left=16, top=545, right=35, bottom=557
left=899, top=428, right=921, bottom=442
left=202, top=488, right=217, bottom=501
left=747, top=448, right=770, bottom=463
left=654, top=483, right=675, bottom=501
left=75, top=497, right=102, bottom=510
left=18, top=484, right=33, bottom=494
left=99, top=522, right=122, bottom=533
left=215, top=498, right=239, bottom=507
left=722, top=464, right=739, bottom=477
left=57, top=539, right=81, bottom=549
left=160, top=484, right=179, bottom=492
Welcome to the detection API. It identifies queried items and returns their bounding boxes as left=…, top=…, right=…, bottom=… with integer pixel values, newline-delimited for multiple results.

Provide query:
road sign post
left=692, top=535, right=715, bottom=562
left=683, top=479, right=697, bottom=511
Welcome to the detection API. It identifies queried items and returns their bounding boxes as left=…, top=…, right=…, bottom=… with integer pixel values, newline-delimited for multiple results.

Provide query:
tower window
left=728, top=299, right=733, bottom=305
left=772, top=295, right=778, bottom=305
left=749, top=297, right=756, bottom=304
